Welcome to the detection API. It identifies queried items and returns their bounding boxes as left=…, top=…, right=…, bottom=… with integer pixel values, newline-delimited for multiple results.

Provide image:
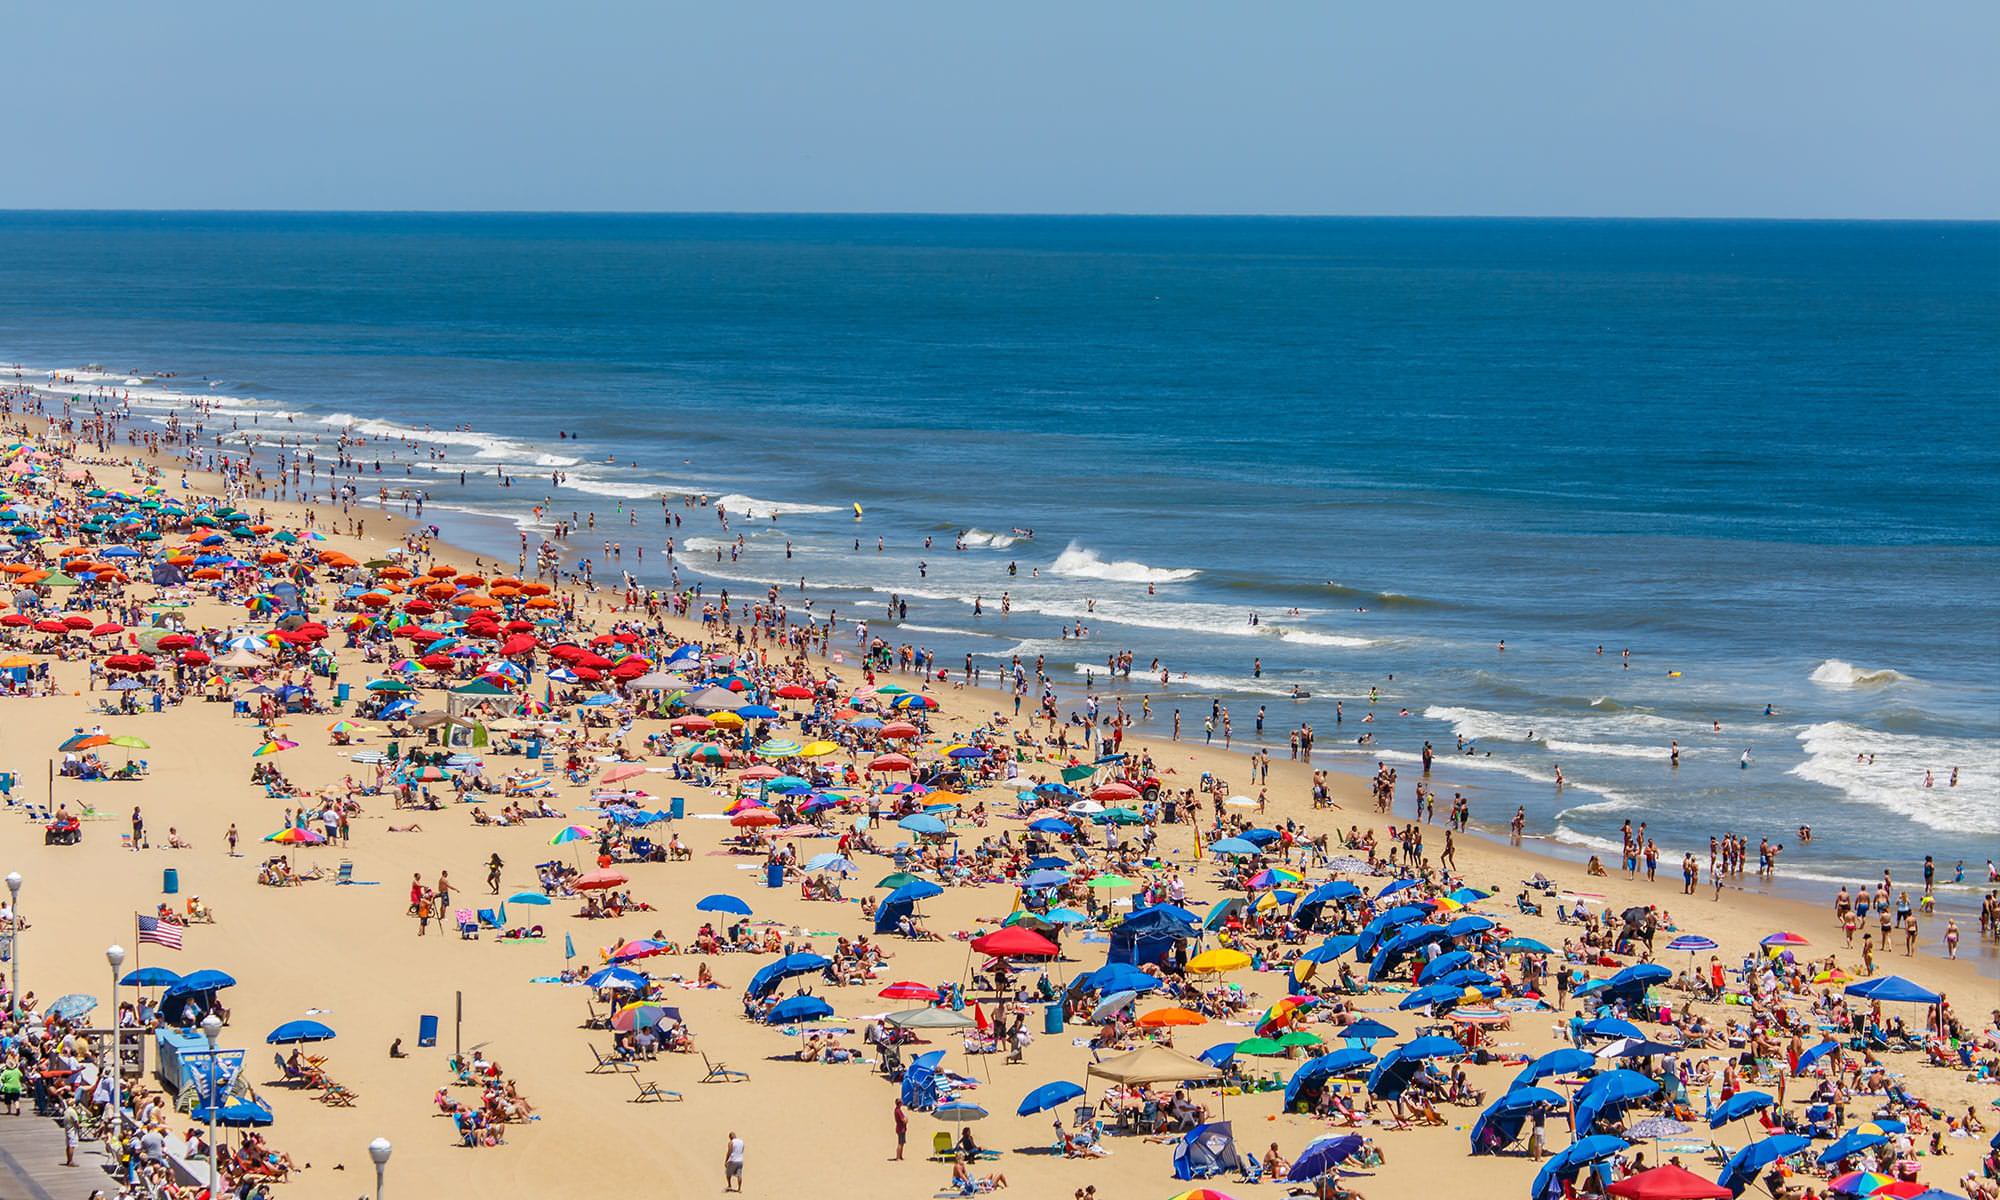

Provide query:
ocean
left=3, top=211, right=1996, bottom=916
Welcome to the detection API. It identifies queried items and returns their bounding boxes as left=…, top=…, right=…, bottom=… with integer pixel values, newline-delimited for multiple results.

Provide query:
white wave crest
left=716, top=494, right=839, bottom=519
left=1788, top=722, right=1994, bottom=834
left=1424, top=704, right=1706, bottom=747
left=565, top=475, right=661, bottom=500
left=958, top=529, right=1020, bottom=549
left=1273, top=627, right=1376, bottom=649
left=1047, top=542, right=1198, bottom=585
left=1809, top=659, right=1909, bottom=688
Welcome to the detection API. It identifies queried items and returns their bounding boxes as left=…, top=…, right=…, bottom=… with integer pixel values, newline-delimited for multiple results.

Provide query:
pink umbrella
left=601, top=764, right=646, bottom=785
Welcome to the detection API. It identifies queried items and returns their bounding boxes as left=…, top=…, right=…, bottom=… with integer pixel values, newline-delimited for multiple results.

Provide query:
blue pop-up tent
left=1171, top=1120, right=1241, bottom=1180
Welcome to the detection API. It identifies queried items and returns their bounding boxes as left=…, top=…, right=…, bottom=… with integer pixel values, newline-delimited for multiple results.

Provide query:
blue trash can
left=418, top=1014, right=439, bottom=1047
left=668, top=797, right=685, bottom=821
left=765, top=860, right=783, bottom=890
left=162, top=868, right=179, bottom=894
left=1043, top=1003, right=1064, bottom=1035
left=335, top=683, right=350, bottom=706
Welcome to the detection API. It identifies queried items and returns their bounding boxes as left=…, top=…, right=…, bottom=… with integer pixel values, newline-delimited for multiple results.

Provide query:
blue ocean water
left=2, top=212, right=1996, bottom=911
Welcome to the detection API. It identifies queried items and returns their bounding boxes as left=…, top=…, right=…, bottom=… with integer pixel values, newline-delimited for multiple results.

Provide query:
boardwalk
left=0, top=1115, right=114, bottom=1200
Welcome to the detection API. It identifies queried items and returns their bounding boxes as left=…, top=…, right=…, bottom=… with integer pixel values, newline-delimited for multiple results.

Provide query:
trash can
left=162, top=868, right=179, bottom=894
left=765, top=860, right=783, bottom=890
left=1043, top=1003, right=1064, bottom=1035
left=418, top=1014, right=439, bottom=1047
left=335, top=683, right=350, bottom=706
left=668, top=797, right=685, bottom=821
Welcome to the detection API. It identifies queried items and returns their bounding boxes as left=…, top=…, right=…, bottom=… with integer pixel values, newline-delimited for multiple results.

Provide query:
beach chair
left=590, top=1045, right=637, bottom=1074
left=699, top=1052, right=749, bottom=1083
left=318, top=1080, right=357, bottom=1106
left=456, top=908, right=479, bottom=939
left=631, top=1076, right=682, bottom=1103
left=929, top=1131, right=955, bottom=1161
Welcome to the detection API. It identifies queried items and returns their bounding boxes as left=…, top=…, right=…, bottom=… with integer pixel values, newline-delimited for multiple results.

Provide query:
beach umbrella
left=1017, top=1080, right=1085, bottom=1116
left=265, top=827, right=326, bottom=845
left=250, top=737, right=298, bottom=757
left=612, top=1002, right=677, bottom=1032
left=1605, top=1164, right=1733, bottom=1200
left=47, top=994, right=97, bottom=1021
left=1794, top=1040, right=1840, bottom=1074
left=1498, top=937, right=1555, bottom=954
left=1580, top=1016, right=1645, bottom=1041
left=1287, top=1133, right=1365, bottom=1182
left=191, top=1101, right=274, bottom=1129
left=1186, top=948, right=1251, bottom=974
left=120, top=967, right=182, bottom=988
left=506, top=891, right=552, bottom=906
left=1758, top=931, right=1809, bottom=947
left=1532, top=1135, right=1631, bottom=1200
left=745, top=953, right=832, bottom=1000
left=1665, top=935, right=1717, bottom=954
left=763, top=995, right=833, bottom=1024
left=173, top=969, right=238, bottom=993
left=1089, top=991, right=1139, bottom=1024
left=884, top=880, right=943, bottom=905
left=878, top=982, right=940, bottom=1002
left=1596, top=1037, right=1684, bottom=1061
left=1338, top=1018, right=1397, bottom=1043
left=1234, top=1037, right=1289, bottom=1057
left=1134, top=1007, right=1207, bottom=1028
left=1817, top=1130, right=1890, bottom=1167
left=572, top=867, right=628, bottom=892
left=1626, top=1116, right=1693, bottom=1142
left=970, top=927, right=1058, bottom=957
left=1829, top=1173, right=1899, bottom=1197
left=897, top=813, right=948, bottom=836
left=932, top=1101, right=988, bottom=1123
left=548, top=824, right=597, bottom=845
left=265, top=1019, right=337, bottom=1045
left=1707, top=1091, right=1775, bottom=1128
left=1207, top=837, right=1259, bottom=857
left=1719, top=1134, right=1810, bottom=1197
left=803, top=853, right=855, bottom=875
left=1167, top=1192, right=1238, bottom=1200
left=696, top=893, right=752, bottom=916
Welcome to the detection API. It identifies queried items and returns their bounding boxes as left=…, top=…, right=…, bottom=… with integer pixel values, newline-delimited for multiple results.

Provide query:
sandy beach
left=1, top=406, right=1995, bottom=1200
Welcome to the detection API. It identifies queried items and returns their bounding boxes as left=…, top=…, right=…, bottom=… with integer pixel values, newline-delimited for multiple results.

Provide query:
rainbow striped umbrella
left=250, top=737, right=298, bottom=757
left=549, top=824, right=597, bottom=845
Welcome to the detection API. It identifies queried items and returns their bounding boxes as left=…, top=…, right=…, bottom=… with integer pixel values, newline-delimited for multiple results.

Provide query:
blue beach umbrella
left=507, top=891, right=553, bottom=906
left=898, top=813, right=948, bottom=836
left=1707, top=1090, right=1775, bottom=1128
left=1718, top=1134, right=1810, bottom=1197
left=1287, top=1133, right=1365, bottom=1182
left=1017, top=1080, right=1085, bottom=1116
left=119, top=966, right=183, bottom=988
left=696, top=893, right=752, bottom=916
left=1816, top=1128, right=1889, bottom=1167
left=763, top=995, right=834, bottom=1024
left=266, top=1019, right=337, bottom=1045
left=584, top=966, right=648, bottom=991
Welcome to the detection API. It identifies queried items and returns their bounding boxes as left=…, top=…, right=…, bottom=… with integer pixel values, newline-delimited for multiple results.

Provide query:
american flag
left=136, top=915, right=183, bottom=950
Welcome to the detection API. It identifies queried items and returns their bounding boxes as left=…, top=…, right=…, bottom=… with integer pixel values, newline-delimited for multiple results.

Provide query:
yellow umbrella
left=708, top=712, right=745, bottom=728
left=1185, top=948, right=1251, bottom=974
left=799, top=740, right=840, bottom=758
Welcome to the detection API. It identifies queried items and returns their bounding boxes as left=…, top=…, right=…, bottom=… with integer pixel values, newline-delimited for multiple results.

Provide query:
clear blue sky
left=12, top=1, right=1995, bottom=217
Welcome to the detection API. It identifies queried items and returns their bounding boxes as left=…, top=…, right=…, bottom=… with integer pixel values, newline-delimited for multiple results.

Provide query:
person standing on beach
left=724, top=1131, right=745, bottom=1191
left=893, top=1099, right=908, bottom=1160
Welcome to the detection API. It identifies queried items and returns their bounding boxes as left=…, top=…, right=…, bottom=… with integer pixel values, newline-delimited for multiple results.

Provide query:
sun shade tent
left=1170, top=1120, right=1242, bottom=1181
left=1085, top=1045, right=1225, bottom=1087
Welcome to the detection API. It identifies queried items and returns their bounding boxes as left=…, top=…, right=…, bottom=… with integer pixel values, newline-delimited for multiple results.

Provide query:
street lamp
left=4, top=872, right=19, bottom=1017
left=105, top=945, right=125, bottom=1160
left=368, top=1136, right=392, bottom=1200
left=200, top=1012, right=222, bottom=1197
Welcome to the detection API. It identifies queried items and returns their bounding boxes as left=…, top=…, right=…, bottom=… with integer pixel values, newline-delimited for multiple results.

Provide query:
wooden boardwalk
left=0, top=1114, right=115, bottom=1200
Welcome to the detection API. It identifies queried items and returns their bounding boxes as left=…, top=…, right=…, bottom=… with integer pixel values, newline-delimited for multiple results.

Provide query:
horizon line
left=1, top=207, right=1995, bottom=225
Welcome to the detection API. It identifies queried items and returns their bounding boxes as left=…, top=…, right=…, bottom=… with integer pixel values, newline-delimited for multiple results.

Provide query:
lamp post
left=199, top=1013, right=222, bottom=1197
left=4, top=872, right=19, bottom=1016
left=105, top=945, right=125, bottom=1160
left=368, top=1136, right=392, bottom=1200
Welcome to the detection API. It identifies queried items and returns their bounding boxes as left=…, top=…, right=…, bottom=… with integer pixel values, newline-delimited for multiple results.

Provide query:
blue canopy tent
left=1574, top=1069, right=1660, bottom=1137
left=1108, top=905, right=1199, bottom=968
left=1171, top=1120, right=1242, bottom=1180
left=1470, top=1086, right=1564, bottom=1154
left=1844, top=975, right=1942, bottom=1005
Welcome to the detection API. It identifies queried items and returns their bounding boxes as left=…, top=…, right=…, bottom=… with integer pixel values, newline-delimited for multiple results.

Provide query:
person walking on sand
left=487, top=853, right=504, bottom=894
left=893, top=1098, right=908, bottom=1160
left=724, top=1130, right=745, bottom=1191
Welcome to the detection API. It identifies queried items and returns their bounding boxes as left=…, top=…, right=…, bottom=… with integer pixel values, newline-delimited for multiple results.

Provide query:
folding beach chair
left=929, top=1131, right=954, bottom=1161
left=699, top=1052, right=749, bottom=1083
left=335, top=861, right=354, bottom=885
left=631, top=1076, right=682, bottom=1103
left=456, top=908, right=478, bottom=939
left=590, top=1045, right=637, bottom=1074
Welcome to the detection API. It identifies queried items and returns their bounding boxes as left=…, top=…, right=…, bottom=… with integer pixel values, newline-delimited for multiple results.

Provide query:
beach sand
left=1, top=419, right=1994, bottom=1200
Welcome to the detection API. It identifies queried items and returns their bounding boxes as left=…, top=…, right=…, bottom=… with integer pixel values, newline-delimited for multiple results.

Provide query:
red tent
left=1605, top=1165, right=1733, bottom=1200
left=969, top=927, right=1059, bottom=958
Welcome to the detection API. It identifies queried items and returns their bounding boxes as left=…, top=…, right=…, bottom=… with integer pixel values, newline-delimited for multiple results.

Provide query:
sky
left=8, top=2, right=1995, bottom=218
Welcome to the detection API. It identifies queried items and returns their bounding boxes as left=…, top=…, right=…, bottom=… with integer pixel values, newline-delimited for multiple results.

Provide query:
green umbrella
left=1086, top=873, right=1133, bottom=889
left=109, top=736, right=151, bottom=749
left=1236, top=1037, right=1288, bottom=1056
left=1277, top=1030, right=1324, bottom=1048
left=875, top=872, right=923, bottom=890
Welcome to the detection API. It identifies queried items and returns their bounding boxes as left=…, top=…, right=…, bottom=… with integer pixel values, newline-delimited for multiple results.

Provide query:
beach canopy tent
left=1086, top=1045, right=1224, bottom=1087
left=1171, top=1120, right=1242, bottom=1181
left=1108, top=905, right=1200, bottom=967
left=1470, top=1086, right=1564, bottom=1154
left=1843, top=975, right=1942, bottom=1005
left=1604, top=1164, right=1734, bottom=1200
